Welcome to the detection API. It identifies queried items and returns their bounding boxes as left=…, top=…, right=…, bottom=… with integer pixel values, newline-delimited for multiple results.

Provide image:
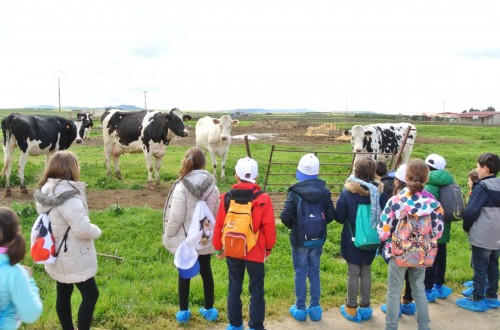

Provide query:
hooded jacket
left=163, top=170, right=220, bottom=255
left=424, top=169, right=454, bottom=243
left=34, top=179, right=101, bottom=284
left=213, top=182, right=276, bottom=263
left=335, top=179, right=388, bottom=265
left=280, top=179, right=335, bottom=247
left=463, top=175, right=500, bottom=250
left=378, top=187, right=444, bottom=260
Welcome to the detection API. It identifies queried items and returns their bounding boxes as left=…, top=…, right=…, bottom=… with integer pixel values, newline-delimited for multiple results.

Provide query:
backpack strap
left=55, top=227, right=71, bottom=257
left=224, top=189, right=264, bottom=212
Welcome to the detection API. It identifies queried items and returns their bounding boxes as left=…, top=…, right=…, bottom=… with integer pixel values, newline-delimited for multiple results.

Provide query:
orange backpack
left=222, top=189, right=263, bottom=258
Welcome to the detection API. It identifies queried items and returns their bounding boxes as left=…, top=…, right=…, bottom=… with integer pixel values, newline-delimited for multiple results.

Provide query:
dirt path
left=208, top=295, right=499, bottom=330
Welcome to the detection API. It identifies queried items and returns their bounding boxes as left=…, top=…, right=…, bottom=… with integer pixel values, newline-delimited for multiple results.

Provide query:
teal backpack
left=348, top=204, right=380, bottom=250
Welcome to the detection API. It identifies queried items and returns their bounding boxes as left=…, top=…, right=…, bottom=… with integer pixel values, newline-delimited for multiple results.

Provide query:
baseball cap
left=235, top=157, right=258, bottom=183
left=174, top=242, right=200, bottom=279
left=395, top=164, right=407, bottom=182
left=296, top=153, right=320, bottom=181
left=425, top=154, right=446, bottom=170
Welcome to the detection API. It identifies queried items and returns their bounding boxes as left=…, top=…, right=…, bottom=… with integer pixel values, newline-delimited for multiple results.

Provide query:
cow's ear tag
left=66, top=123, right=72, bottom=129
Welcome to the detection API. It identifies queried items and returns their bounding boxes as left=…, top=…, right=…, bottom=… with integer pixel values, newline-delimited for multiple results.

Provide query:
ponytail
left=7, top=233, right=26, bottom=265
left=179, top=147, right=206, bottom=179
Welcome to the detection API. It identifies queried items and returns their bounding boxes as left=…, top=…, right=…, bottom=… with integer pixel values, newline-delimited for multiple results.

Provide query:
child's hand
left=216, top=251, right=226, bottom=260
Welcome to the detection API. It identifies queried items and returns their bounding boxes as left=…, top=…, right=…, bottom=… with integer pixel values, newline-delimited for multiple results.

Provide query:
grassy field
left=1, top=117, right=498, bottom=329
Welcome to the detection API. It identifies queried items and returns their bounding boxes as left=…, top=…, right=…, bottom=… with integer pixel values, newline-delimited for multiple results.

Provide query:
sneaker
left=456, top=297, right=489, bottom=312
left=380, top=304, right=402, bottom=317
left=463, top=280, right=474, bottom=287
left=425, top=289, right=439, bottom=302
left=226, top=325, right=244, bottom=330
left=199, top=307, right=218, bottom=321
left=289, top=305, right=307, bottom=321
left=433, top=284, right=453, bottom=299
left=357, top=306, right=373, bottom=321
left=175, top=309, right=191, bottom=323
left=462, top=287, right=473, bottom=297
left=307, top=305, right=322, bottom=322
left=401, top=302, right=416, bottom=315
left=485, top=298, right=500, bottom=309
left=340, top=304, right=361, bottom=323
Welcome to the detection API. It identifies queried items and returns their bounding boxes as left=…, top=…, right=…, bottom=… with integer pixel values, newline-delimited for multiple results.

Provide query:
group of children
left=1, top=149, right=499, bottom=330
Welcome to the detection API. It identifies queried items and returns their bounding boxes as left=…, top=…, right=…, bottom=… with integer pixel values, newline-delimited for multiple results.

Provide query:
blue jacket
left=0, top=254, right=43, bottom=329
left=463, top=175, right=500, bottom=250
left=280, top=179, right=335, bottom=247
left=335, top=180, right=388, bottom=265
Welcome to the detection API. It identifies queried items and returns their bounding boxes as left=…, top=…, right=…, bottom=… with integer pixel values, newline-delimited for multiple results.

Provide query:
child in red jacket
left=213, top=157, right=276, bottom=330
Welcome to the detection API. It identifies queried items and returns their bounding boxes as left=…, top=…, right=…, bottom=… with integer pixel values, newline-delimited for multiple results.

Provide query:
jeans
left=403, top=270, right=413, bottom=302
left=346, top=262, right=371, bottom=307
left=424, top=243, right=447, bottom=290
left=471, top=245, right=500, bottom=300
left=178, top=254, right=214, bottom=310
left=226, top=257, right=265, bottom=330
left=386, top=259, right=429, bottom=330
left=292, top=246, right=322, bottom=310
left=56, top=277, right=99, bottom=330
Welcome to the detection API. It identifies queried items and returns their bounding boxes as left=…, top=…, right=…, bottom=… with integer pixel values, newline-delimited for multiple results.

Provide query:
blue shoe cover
left=485, top=298, right=500, bottom=309
left=433, top=284, right=453, bottom=299
left=456, top=297, right=489, bottom=312
left=199, top=307, right=219, bottom=321
left=425, top=289, right=438, bottom=302
left=176, top=309, right=191, bottom=323
left=226, top=324, right=244, bottom=330
left=340, top=305, right=361, bottom=323
left=380, top=304, right=387, bottom=313
left=463, top=280, right=474, bottom=287
left=289, top=305, right=307, bottom=321
left=307, top=305, right=322, bottom=321
left=358, top=306, right=373, bottom=321
left=401, top=302, right=416, bottom=315
left=462, top=287, right=473, bottom=297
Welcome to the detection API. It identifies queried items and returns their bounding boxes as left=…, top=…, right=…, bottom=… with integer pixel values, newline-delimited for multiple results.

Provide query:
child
left=163, top=147, right=221, bottom=323
left=423, top=153, right=456, bottom=301
left=213, top=157, right=276, bottom=330
left=34, top=151, right=102, bottom=330
left=280, top=153, right=335, bottom=322
left=335, top=157, right=388, bottom=323
left=457, top=153, right=500, bottom=311
left=378, top=159, right=444, bottom=330
left=462, top=168, right=479, bottom=294
left=0, top=207, right=43, bottom=329
left=376, top=160, right=396, bottom=195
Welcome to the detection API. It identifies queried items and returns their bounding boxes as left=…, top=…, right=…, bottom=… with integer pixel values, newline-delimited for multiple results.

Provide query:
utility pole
left=143, top=91, right=148, bottom=110
left=56, top=70, right=66, bottom=112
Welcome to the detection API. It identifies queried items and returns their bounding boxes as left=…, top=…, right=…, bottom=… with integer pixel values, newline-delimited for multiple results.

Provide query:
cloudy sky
left=1, top=0, right=499, bottom=114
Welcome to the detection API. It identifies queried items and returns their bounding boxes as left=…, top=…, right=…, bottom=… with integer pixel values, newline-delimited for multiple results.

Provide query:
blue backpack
left=297, top=196, right=327, bottom=249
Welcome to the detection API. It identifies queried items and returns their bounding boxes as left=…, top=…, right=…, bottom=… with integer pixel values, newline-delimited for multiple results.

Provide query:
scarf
left=346, top=174, right=381, bottom=228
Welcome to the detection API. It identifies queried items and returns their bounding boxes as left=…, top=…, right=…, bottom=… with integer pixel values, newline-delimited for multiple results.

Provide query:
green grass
left=2, top=119, right=498, bottom=328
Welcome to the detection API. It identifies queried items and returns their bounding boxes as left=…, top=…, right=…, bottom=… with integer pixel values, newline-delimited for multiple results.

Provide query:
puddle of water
left=232, top=133, right=276, bottom=140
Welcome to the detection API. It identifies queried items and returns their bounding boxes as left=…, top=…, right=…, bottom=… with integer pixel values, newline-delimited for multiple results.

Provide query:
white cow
left=195, top=115, right=239, bottom=180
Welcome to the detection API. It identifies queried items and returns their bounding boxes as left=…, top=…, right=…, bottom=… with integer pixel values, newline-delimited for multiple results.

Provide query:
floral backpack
left=391, top=210, right=438, bottom=268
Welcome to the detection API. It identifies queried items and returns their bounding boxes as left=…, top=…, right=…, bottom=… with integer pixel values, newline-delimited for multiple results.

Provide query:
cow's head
left=346, top=125, right=375, bottom=153
left=74, top=113, right=94, bottom=143
left=166, top=108, right=191, bottom=138
left=213, top=115, right=239, bottom=142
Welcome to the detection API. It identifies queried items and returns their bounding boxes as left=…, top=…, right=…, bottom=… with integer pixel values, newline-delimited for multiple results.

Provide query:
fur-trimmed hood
left=180, top=170, right=216, bottom=200
left=343, top=180, right=383, bottom=197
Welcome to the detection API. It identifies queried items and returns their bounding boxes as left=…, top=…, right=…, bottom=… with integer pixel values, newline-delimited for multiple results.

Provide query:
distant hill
left=25, top=104, right=143, bottom=111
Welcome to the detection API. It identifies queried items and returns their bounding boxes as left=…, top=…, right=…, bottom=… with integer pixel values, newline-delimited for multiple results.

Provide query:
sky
left=1, top=0, right=499, bottom=115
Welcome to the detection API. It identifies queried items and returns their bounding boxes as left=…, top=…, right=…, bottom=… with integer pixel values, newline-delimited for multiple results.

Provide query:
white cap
left=395, top=164, right=407, bottom=182
left=235, top=157, right=258, bottom=183
left=296, top=153, right=320, bottom=181
left=425, top=154, right=446, bottom=170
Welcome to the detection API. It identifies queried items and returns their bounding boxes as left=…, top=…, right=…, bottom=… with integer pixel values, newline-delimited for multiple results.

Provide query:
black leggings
left=178, top=254, right=214, bottom=311
left=56, top=277, right=99, bottom=330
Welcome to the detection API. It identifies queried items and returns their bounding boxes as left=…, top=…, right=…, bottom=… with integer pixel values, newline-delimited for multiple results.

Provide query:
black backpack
left=439, top=182, right=465, bottom=222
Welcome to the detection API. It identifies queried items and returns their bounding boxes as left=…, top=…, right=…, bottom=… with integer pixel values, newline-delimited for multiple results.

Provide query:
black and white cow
left=101, top=108, right=191, bottom=188
left=76, top=112, right=94, bottom=140
left=344, top=123, right=417, bottom=166
left=1, top=113, right=87, bottom=196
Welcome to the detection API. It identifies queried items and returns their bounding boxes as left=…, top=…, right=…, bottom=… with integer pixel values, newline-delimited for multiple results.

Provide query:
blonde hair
left=37, top=151, right=80, bottom=187
left=179, top=147, right=206, bottom=179
left=405, top=159, right=429, bottom=194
